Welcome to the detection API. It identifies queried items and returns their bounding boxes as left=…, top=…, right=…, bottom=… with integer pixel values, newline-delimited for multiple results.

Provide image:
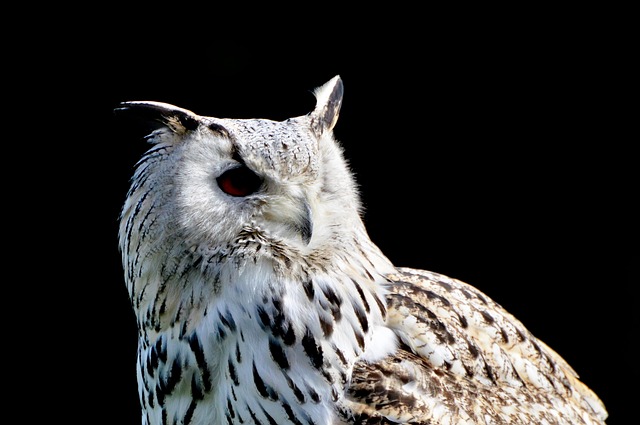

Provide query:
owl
left=116, top=76, right=608, bottom=424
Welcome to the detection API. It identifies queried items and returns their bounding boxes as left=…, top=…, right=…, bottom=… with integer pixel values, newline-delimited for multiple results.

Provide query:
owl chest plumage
left=131, top=226, right=395, bottom=425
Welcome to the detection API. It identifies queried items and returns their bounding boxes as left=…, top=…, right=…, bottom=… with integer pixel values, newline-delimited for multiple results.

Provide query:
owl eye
left=217, top=166, right=263, bottom=197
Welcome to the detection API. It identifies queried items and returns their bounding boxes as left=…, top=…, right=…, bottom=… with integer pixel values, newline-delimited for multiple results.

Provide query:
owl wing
left=342, top=267, right=608, bottom=424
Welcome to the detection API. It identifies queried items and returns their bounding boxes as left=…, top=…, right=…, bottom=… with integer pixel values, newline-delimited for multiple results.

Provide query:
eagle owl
left=117, top=76, right=608, bottom=424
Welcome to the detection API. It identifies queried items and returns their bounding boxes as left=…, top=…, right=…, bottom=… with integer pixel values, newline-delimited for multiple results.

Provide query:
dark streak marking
left=148, top=341, right=159, bottom=377
left=500, top=327, right=509, bottom=343
left=484, top=363, right=497, bottom=385
left=269, top=337, right=290, bottom=370
left=319, top=315, right=333, bottom=337
left=161, top=358, right=183, bottom=399
left=158, top=297, right=167, bottom=317
left=481, top=310, right=495, bottom=324
left=468, top=341, right=479, bottom=358
left=285, top=374, right=305, bottom=403
left=303, top=279, right=314, bottom=300
left=270, top=299, right=292, bottom=342
left=219, top=310, right=237, bottom=332
left=458, top=313, right=468, bottom=328
left=360, top=265, right=375, bottom=281
left=235, top=341, right=242, bottom=363
left=282, top=323, right=296, bottom=345
left=217, top=324, right=227, bottom=340
left=257, top=306, right=271, bottom=328
left=460, top=289, right=475, bottom=300
left=353, top=329, right=365, bottom=350
left=227, top=397, right=235, bottom=419
left=334, top=346, right=347, bottom=365
left=228, top=357, right=239, bottom=386
left=351, top=279, right=370, bottom=312
left=259, top=405, right=279, bottom=425
left=253, top=363, right=269, bottom=398
left=353, top=303, right=369, bottom=333
left=282, top=401, right=305, bottom=425
left=437, top=280, right=453, bottom=291
left=191, top=373, right=204, bottom=400
left=425, top=289, right=451, bottom=307
left=318, top=296, right=342, bottom=322
left=321, top=284, right=342, bottom=308
left=188, top=334, right=212, bottom=391
left=475, top=291, right=489, bottom=304
left=247, top=406, right=262, bottom=424
left=247, top=406, right=262, bottom=425
left=308, top=385, right=320, bottom=403
left=373, top=294, right=387, bottom=319
left=302, top=328, right=324, bottom=369
left=340, top=370, right=347, bottom=385
left=179, top=318, right=189, bottom=340
left=257, top=304, right=296, bottom=345
left=253, top=362, right=279, bottom=401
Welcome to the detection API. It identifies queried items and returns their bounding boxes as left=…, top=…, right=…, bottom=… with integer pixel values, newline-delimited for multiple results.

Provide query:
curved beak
left=263, top=193, right=314, bottom=246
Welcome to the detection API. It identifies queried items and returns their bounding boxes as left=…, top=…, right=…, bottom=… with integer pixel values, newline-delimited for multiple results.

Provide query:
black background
left=28, top=5, right=635, bottom=424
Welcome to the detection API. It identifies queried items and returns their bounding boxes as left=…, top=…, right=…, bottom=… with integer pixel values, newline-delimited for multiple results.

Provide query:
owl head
left=117, top=76, right=365, bottom=261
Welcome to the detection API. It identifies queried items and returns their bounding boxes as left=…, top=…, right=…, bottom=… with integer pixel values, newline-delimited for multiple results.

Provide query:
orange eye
left=217, top=166, right=262, bottom=197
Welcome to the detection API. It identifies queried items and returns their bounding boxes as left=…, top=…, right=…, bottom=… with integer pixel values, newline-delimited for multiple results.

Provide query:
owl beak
left=297, top=200, right=313, bottom=245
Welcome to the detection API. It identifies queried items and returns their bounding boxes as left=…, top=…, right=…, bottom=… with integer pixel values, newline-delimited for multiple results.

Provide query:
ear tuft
left=310, top=75, right=343, bottom=136
left=114, top=101, right=201, bottom=135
